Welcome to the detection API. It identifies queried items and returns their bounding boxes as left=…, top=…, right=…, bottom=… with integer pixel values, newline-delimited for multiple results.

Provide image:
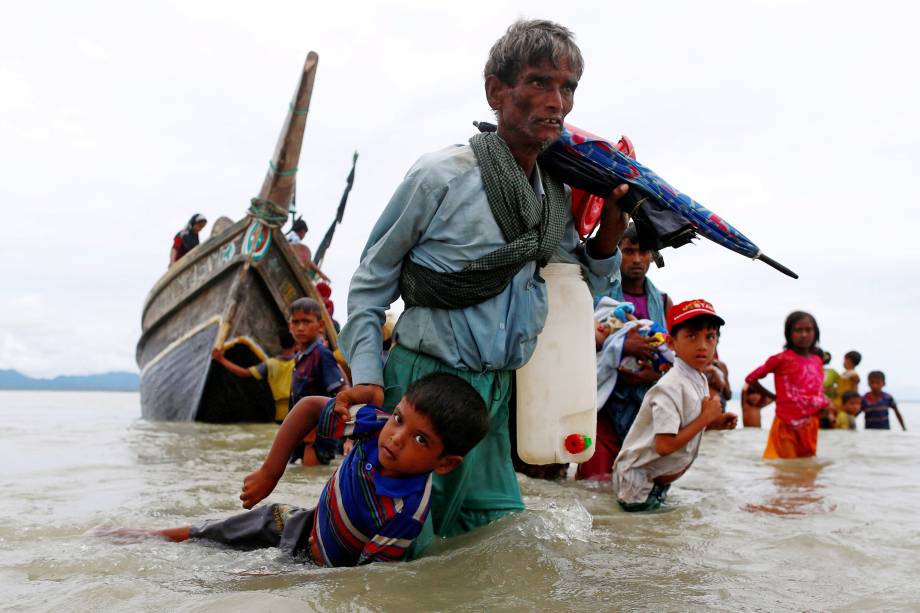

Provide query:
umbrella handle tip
left=757, top=253, right=799, bottom=279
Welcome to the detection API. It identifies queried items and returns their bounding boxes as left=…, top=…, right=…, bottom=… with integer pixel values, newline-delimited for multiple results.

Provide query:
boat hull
left=136, top=219, right=328, bottom=422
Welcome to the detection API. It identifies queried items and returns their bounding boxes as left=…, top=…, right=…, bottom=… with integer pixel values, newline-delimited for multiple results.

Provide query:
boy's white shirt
left=613, top=357, right=709, bottom=504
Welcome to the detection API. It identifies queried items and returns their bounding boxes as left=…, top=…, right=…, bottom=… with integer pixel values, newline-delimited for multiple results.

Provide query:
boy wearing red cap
left=613, top=299, right=738, bottom=511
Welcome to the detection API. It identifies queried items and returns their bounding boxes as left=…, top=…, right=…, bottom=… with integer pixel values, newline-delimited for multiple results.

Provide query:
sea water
left=2, top=390, right=919, bottom=611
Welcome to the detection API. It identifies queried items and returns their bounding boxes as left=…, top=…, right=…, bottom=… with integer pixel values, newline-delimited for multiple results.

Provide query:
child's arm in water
left=891, top=398, right=907, bottom=431
left=654, top=394, right=736, bottom=456
left=240, top=396, right=347, bottom=509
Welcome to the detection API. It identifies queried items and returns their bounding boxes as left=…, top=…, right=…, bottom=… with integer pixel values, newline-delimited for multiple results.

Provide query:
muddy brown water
left=2, top=391, right=918, bottom=611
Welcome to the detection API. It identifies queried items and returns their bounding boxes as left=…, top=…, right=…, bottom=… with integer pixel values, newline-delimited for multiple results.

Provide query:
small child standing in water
left=861, top=371, right=906, bottom=431
left=745, top=311, right=828, bottom=459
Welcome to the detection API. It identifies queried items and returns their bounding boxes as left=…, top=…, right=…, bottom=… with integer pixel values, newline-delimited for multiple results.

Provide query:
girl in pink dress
left=745, top=311, right=828, bottom=458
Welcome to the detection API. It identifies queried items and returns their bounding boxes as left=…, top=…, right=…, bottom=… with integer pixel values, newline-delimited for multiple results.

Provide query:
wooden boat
left=136, top=53, right=338, bottom=422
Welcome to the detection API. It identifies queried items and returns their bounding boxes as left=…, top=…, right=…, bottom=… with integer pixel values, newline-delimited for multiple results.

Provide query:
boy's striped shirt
left=312, top=400, right=432, bottom=566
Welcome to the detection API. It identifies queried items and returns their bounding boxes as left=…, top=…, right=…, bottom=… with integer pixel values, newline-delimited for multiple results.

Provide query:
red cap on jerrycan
left=564, top=433, right=593, bottom=454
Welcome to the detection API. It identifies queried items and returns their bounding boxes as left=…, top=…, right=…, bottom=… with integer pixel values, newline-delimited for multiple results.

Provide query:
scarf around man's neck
left=399, top=131, right=568, bottom=310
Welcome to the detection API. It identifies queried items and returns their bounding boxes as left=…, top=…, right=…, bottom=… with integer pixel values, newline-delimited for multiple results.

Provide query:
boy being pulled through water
left=114, top=372, right=489, bottom=567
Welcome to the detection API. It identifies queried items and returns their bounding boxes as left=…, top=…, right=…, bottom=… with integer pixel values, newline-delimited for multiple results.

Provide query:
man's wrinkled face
left=490, top=58, right=578, bottom=153
left=619, top=239, right=652, bottom=284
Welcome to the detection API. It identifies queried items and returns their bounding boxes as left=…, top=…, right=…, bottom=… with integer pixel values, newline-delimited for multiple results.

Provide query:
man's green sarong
left=383, top=345, right=524, bottom=557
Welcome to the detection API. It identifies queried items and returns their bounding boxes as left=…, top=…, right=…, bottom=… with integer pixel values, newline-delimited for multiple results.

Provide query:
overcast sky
left=2, top=0, right=918, bottom=398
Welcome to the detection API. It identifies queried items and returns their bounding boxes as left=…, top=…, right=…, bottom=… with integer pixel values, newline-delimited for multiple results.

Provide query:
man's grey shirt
left=339, top=143, right=621, bottom=387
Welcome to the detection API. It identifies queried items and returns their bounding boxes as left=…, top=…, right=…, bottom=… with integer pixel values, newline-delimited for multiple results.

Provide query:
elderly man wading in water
left=337, top=19, right=629, bottom=555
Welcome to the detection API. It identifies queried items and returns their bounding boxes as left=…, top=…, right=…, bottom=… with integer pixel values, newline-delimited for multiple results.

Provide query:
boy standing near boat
left=287, top=297, right=345, bottom=464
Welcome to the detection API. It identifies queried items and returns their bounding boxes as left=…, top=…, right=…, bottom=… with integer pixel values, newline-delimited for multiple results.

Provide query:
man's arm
left=240, top=396, right=345, bottom=508
left=587, top=184, right=630, bottom=259
left=338, top=164, right=444, bottom=402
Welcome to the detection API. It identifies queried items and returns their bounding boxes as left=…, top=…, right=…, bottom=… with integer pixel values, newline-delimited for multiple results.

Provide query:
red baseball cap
left=667, top=299, right=725, bottom=333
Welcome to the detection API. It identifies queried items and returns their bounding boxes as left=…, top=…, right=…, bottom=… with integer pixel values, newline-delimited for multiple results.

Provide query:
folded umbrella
left=474, top=121, right=798, bottom=279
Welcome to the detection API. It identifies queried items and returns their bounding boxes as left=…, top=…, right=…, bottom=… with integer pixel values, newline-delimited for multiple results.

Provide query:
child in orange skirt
left=745, top=311, right=828, bottom=459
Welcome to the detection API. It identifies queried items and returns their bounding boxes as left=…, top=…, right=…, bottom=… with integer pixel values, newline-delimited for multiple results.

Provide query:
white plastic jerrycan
left=516, top=262, right=597, bottom=464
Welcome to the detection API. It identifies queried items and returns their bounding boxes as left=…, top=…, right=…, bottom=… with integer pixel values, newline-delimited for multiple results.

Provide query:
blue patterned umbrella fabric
left=548, top=124, right=798, bottom=279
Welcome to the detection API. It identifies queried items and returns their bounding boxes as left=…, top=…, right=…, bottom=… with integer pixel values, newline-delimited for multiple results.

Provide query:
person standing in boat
left=337, top=19, right=629, bottom=554
left=577, top=223, right=674, bottom=480
left=169, top=213, right=207, bottom=266
left=286, top=218, right=331, bottom=282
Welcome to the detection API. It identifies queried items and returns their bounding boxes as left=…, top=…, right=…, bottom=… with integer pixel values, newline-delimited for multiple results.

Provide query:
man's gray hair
left=484, top=19, right=584, bottom=85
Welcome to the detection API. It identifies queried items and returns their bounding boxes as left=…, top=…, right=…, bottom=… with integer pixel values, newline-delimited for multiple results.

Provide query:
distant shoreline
left=0, top=369, right=139, bottom=393
left=0, top=388, right=139, bottom=393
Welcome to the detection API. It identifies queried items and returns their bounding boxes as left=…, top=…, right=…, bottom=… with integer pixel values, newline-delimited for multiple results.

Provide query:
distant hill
left=0, top=369, right=139, bottom=392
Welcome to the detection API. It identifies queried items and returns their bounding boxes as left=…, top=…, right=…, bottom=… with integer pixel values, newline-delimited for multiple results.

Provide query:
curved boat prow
left=257, top=51, right=320, bottom=212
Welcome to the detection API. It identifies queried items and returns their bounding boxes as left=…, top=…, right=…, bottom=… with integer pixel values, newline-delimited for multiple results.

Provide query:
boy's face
left=376, top=400, right=461, bottom=478
left=747, top=391, right=763, bottom=406
left=843, top=357, right=854, bottom=369
left=868, top=375, right=884, bottom=393
left=289, top=311, right=322, bottom=346
left=843, top=396, right=861, bottom=415
left=668, top=323, right=719, bottom=372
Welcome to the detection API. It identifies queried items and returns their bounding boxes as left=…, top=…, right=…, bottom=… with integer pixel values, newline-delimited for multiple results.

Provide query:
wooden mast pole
left=257, top=51, right=319, bottom=207
left=250, top=52, right=339, bottom=347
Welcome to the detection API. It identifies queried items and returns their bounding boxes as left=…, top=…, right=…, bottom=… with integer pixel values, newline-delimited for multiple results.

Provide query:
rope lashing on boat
left=248, top=197, right=289, bottom=227
left=289, top=102, right=310, bottom=116
left=268, top=160, right=298, bottom=177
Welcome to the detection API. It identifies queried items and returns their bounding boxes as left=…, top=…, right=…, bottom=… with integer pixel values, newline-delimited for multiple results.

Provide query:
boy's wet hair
left=783, top=311, right=822, bottom=356
left=404, top=373, right=489, bottom=457
left=867, top=370, right=885, bottom=383
left=841, top=390, right=861, bottom=403
left=279, top=331, right=296, bottom=350
left=669, top=314, right=722, bottom=339
left=289, top=297, right=323, bottom=319
left=845, top=350, right=862, bottom=366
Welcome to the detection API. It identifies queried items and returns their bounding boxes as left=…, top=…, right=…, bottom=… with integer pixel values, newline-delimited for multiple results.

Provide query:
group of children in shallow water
left=741, top=313, right=905, bottom=460
left=111, top=297, right=904, bottom=567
